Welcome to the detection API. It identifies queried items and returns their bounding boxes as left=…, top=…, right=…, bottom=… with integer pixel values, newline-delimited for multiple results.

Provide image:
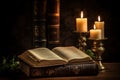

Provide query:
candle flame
left=81, top=11, right=83, bottom=18
left=98, top=16, right=100, bottom=21
left=93, top=24, right=96, bottom=29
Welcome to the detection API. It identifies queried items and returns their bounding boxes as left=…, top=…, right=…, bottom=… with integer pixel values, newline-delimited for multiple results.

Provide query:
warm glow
left=98, top=16, right=101, bottom=21
left=94, top=24, right=96, bottom=29
left=81, top=11, right=83, bottom=18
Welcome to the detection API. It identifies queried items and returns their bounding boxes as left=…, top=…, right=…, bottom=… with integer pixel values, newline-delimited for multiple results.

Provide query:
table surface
left=0, top=62, right=120, bottom=80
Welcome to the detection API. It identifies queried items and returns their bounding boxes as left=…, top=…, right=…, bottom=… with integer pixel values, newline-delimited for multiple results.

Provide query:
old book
left=19, top=60, right=99, bottom=77
left=32, top=0, right=47, bottom=47
left=18, top=46, right=93, bottom=68
left=46, top=0, right=60, bottom=49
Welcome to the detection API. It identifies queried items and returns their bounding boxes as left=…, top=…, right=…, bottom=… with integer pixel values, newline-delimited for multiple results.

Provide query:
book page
left=52, top=46, right=92, bottom=63
left=18, top=47, right=67, bottom=67
left=28, top=48, right=65, bottom=61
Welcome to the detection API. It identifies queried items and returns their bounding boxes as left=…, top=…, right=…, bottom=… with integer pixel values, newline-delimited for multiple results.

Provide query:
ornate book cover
left=19, top=60, right=99, bottom=77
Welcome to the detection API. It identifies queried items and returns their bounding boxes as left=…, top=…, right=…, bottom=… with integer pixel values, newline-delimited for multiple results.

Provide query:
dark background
left=1, top=0, right=120, bottom=62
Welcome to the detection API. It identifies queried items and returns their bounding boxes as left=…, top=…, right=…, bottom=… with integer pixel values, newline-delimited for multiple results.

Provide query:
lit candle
left=90, top=25, right=102, bottom=39
left=95, top=16, right=104, bottom=39
left=76, top=11, right=88, bottom=33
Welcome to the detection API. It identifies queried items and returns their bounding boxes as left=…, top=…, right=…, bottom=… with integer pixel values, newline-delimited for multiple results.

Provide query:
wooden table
left=1, top=62, right=120, bottom=80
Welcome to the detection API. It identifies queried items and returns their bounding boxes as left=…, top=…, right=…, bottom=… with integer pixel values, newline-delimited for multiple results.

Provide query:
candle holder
left=77, top=32, right=88, bottom=52
left=88, top=38, right=107, bottom=70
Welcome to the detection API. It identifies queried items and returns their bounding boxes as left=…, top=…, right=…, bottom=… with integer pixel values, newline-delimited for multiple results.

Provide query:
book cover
left=19, top=60, right=99, bottom=77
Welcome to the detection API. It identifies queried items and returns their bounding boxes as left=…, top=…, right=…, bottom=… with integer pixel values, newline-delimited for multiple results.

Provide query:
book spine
left=32, top=0, right=47, bottom=48
left=20, top=61, right=99, bottom=77
left=46, top=0, right=60, bottom=49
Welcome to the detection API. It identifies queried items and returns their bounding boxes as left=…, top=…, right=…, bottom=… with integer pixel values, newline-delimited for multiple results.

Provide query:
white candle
left=76, top=11, right=88, bottom=33
left=95, top=16, right=104, bottom=39
left=90, top=25, right=102, bottom=39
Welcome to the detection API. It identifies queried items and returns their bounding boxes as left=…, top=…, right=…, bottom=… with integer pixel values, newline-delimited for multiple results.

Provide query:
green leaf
left=86, top=49, right=96, bottom=59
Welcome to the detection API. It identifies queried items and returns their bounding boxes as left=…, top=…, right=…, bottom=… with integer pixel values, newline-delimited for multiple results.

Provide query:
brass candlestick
left=78, top=32, right=88, bottom=52
left=89, top=38, right=107, bottom=70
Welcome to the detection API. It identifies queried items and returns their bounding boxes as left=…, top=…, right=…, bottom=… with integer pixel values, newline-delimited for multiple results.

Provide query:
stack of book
left=18, top=46, right=99, bottom=77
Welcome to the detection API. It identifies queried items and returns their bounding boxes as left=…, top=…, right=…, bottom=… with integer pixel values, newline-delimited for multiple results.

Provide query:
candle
left=90, top=25, right=102, bottom=39
left=76, top=11, right=88, bottom=33
left=95, top=16, right=104, bottom=39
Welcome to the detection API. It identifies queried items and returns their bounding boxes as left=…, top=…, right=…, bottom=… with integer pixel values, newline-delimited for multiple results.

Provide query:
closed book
left=46, top=0, right=60, bottom=49
left=19, top=60, right=99, bottom=77
left=32, top=0, right=47, bottom=47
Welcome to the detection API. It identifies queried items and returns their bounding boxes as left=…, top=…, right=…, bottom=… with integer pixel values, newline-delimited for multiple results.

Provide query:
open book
left=18, top=46, right=93, bottom=67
